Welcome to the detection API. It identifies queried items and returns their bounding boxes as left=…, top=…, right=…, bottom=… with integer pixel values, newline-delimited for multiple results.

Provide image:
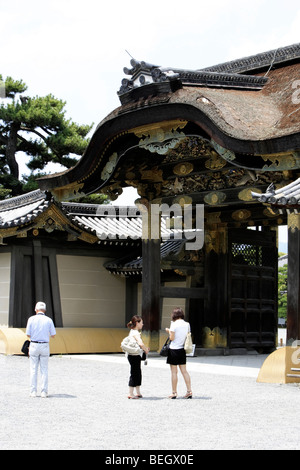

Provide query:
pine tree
left=0, top=74, right=93, bottom=195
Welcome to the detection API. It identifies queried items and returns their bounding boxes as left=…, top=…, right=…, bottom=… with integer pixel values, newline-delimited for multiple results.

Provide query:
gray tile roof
left=0, top=190, right=50, bottom=228
left=252, top=178, right=300, bottom=208
left=0, top=191, right=186, bottom=241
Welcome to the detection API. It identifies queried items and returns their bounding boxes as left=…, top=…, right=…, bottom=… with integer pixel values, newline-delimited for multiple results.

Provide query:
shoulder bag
left=160, top=337, right=171, bottom=357
left=184, top=331, right=193, bottom=355
left=21, top=340, right=30, bottom=356
left=121, top=335, right=141, bottom=355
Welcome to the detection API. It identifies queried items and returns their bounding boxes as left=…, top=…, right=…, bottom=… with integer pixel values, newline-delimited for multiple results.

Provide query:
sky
left=1, top=0, right=299, bottom=247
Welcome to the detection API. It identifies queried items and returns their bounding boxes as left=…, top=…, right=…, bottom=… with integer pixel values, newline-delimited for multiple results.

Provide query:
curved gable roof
left=38, top=43, right=300, bottom=199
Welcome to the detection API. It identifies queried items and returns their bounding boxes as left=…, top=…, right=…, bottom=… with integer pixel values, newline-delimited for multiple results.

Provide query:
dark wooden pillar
left=203, top=226, right=228, bottom=348
left=33, top=240, right=43, bottom=301
left=287, top=213, right=300, bottom=344
left=141, top=239, right=161, bottom=331
left=141, top=203, right=161, bottom=350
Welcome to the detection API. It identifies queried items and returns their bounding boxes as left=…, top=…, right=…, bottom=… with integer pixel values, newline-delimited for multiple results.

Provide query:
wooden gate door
left=228, top=229, right=278, bottom=351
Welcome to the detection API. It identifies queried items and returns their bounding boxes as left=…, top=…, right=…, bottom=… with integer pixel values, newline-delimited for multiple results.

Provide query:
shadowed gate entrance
left=228, top=230, right=277, bottom=350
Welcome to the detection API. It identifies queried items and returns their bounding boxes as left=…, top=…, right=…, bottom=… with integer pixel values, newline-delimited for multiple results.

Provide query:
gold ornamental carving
left=173, top=162, right=194, bottom=176
left=140, top=167, right=163, bottom=182
left=52, top=182, right=85, bottom=202
left=101, top=152, right=118, bottom=180
left=204, top=192, right=226, bottom=205
left=101, top=183, right=123, bottom=201
left=205, top=153, right=227, bottom=170
left=78, top=232, right=99, bottom=244
left=202, top=327, right=227, bottom=348
left=206, top=212, right=222, bottom=226
left=263, top=207, right=278, bottom=218
left=205, top=228, right=227, bottom=254
left=288, top=213, right=300, bottom=233
left=261, top=152, right=300, bottom=170
left=132, top=120, right=187, bottom=138
left=238, top=188, right=261, bottom=202
left=172, top=195, right=193, bottom=207
left=132, top=120, right=188, bottom=155
left=232, top=209, right=251, bottom=221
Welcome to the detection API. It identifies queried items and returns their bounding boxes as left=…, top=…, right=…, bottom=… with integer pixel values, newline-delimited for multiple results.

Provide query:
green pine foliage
left=0, top=74, right=93, bottom=195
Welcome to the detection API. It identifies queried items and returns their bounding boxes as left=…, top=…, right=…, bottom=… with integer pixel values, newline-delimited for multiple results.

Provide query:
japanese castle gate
left=1, top=44, right=300, bottom=357
left=38, top=44, right=300, bottom=352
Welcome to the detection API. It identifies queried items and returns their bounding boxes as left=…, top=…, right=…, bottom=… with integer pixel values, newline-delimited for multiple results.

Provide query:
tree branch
left=20, top=126, right=49, bottom=144
left=0, top=133, right=8, bottom=145
left=19, top=126, right=63, bottom=162
left=40, top=126, right=54, bottom=136
left=16, top=133, right=29, bottom=145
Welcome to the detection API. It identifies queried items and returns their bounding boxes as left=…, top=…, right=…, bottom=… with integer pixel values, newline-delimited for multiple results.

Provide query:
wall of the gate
left=0, top=252, right=10, bottom=327
left=57, top=255, right=126, bottom=328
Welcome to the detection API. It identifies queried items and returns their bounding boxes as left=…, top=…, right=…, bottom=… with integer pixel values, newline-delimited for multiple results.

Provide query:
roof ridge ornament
left=118, top=56, right=268, bottom=104
left=118, top=59, right=181, bottom=103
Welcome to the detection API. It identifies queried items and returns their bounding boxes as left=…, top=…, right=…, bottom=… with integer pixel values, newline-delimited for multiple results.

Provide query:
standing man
left=26, top=302, right=56, bottom=398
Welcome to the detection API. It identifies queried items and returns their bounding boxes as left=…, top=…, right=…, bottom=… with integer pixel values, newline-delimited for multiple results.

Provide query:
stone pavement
left=0, top=343, right=299, bottom=451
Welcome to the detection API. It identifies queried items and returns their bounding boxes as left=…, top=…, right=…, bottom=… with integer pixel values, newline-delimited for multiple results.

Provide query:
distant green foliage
left=278, top=264, right=288, bottom=319
left=72, top=193, right=110, bottom=205
left=0, top=185, right=12, bottom=200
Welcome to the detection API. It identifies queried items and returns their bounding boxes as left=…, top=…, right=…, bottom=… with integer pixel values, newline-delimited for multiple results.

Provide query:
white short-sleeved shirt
left=26, top=313, right=56, bottom=343
left=128, top=329, right=143, bottom=356
left=129, top=329, right=141, bottom=339
left=169, top=319, right=190, bottom=350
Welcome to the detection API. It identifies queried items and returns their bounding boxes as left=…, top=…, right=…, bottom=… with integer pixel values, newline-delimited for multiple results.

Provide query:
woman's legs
left=128, top=355, right=142, bottom=397
left=169, top=365, right=178, bottom=397
left=179, top=364, right=192, bottom=395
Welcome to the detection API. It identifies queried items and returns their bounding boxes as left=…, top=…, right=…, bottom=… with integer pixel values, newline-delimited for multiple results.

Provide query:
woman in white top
left=127, top=315, right=150, bottom=399
left=165, top=308, right=192, bottom=399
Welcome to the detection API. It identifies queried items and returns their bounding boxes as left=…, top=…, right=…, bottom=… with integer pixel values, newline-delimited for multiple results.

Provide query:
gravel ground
left=0, top=351, right=299, bottom=451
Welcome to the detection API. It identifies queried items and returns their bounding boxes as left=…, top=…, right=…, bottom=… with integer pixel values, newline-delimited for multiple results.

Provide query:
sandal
left=128, top=395, right=139, bottom=399
left=168, top=392, right=177, bottom=399
left=183, top=391, right=192, bottom=399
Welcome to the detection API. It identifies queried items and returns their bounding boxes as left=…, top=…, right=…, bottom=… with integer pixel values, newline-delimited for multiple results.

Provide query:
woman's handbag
left=184, top=332, right=193, bottom=355
left=160, top=338, right=171, bottom=357
left=121, top=335, right=141, bottom=354
left=141, top=351, right=147, bottom=361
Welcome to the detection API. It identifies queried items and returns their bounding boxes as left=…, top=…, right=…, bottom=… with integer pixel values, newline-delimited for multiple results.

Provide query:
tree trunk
left=6, top=124, right=19, bottom=180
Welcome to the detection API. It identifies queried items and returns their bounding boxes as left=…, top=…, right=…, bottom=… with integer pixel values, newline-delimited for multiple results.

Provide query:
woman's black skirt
left=167, top=348, right=186, bottom=365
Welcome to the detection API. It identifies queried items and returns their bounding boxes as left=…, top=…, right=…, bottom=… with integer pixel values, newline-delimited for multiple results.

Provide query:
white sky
left=1, top=0, right=299, bottom=244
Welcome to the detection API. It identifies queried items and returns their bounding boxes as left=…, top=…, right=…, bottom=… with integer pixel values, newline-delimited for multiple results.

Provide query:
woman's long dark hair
left=127, top=315, right=142, bottom=329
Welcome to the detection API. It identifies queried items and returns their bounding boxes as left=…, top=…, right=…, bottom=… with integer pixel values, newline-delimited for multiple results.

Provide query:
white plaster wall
left=57, top=255, right=126, bottom=327
left=0, top=252, right=11, bottom=327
